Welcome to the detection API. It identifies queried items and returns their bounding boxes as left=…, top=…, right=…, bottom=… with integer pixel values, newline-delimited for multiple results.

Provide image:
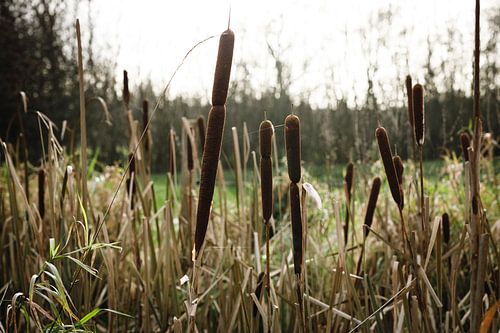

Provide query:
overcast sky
left=76, top=0, right=497, bottom=108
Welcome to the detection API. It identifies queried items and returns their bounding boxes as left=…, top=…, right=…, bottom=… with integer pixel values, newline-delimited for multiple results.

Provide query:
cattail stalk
left=194, top=28, right=234, bottom=257
left=344, top=162, right=354, bottom=245
left=123, top=70, right=130, bottom=109
left=355, top=177, right=381, bottom=276
left=259, top=119, right=274, bottom=328
left=413, top=84, right=426, bottom=235
left=285, top=114, right=305, bottom=331
left=393, top=155, right=404, bottom=209
left=460, top=132, right=471, bottom=162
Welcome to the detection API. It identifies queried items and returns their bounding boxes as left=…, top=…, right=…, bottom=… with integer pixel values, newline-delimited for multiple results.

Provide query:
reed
left=211, top=29, right=235, bottom=106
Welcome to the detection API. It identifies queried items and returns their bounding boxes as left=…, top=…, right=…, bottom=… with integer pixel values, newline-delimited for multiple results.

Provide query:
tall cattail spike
left=442, top=213, right=450, bottom=244
left=412, top=84, right=425, bottom=146
left=285, top=115, right=301, bottom=183
left=123, top=70, right=130, bottom=108
left=364, top=177, right=381, bottom=238
left=38, top=168, right=45, bottom=219
left=460, top=132, right=471, bottom=162
left=195, top=106, right=226, bottom=255
left=211, top=29, right=235, bottom=106
left=393, top=155, right=404, bottom=209
left=375, top=127, right=402, bottom=208
left=259, top=120, right=274, bottom=159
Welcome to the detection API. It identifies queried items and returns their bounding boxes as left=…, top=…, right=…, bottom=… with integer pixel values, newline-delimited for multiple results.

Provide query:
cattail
left=406, top=75, right=414, bottom=131
left=442, top=213, right=450, bottom=244
left=187, top=128, right=194, bottom=172
left=253, top=272, right=265, bottom=317
left=259, top=120, right=274, bottom=159
left=211, top=29, right=235, bottom=106
left=364, top=177, right=381, bottom=238
left=195, top=106, right=227, bottom=255
left=38, top=168, right=45, bottom=219
left=393, top=155, right=404, bottom=209
left=412, top=84, right=424, bottom=146
left=143, top=100, right=149, bottom=152
left=126, top=153, right=136, bottom=209
left=197, top=115, right=206, bottom=154
left=375, top=127, right=402, bottom=208
left=123, top=70, right=130, bottom=108
left=460, top=132, right=471, bottom=162
left=195, top=28, right=234, bottom=256
left=290, top=182, right=303, bottom=275
left=344, top=162, right=354, bottom=244
left=260, top=120, right=274, bottom=223
left=285, top=115, right=301, bottom=183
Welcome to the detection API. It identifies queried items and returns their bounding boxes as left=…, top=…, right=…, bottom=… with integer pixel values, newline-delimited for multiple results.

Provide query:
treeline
left=1, top=0, right=498, bottom=173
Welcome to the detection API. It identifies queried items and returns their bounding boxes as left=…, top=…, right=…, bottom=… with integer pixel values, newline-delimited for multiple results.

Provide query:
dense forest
left=1, top=0, right=498, bottom=172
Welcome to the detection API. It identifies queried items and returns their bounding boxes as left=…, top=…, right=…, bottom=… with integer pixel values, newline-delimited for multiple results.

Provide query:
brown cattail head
left=460, top=132, right=471, bottom=162
left=260, top=157, right=273, bottom=223
left=168, top=129, right=176, bottom=174
left=345, top=162, right=354, bottom=203
left=259, top=120, right=274, bottom=159
left=38, top=168, right=45, bottom=219
left=285, top=115, right=301, bottom=183
left=126, top=153, right=136, bottom=209
left=412, top=84, right=424, bottom=146
left=442, top=213, right=450, bottom=244
left=375, top=127, right=402, bottom=208
left=123, top=70, right=130, bottom=108
left=406, top=75, right=414, bottom=131
left=197, top=115, right=206, bottom=154
left=194, top=106, right=226, bottom=256
left=143, top=100, right=149, bottom=151
left=364, top=177, right=381, bottom=238
left=290, top=182, right=303, bottom=275
left=393, top=155, right=404, bottom=209
left=260, top=120, right=274, bottom=223
left=211, top=29, right=235, bottom=106
left=187, top=128, right=194, bottom=171
left=253, top=272, right=266, bottom=317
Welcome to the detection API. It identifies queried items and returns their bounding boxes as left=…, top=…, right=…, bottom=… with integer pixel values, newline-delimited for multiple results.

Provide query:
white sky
left=75, top=0, right=497, bottom=108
